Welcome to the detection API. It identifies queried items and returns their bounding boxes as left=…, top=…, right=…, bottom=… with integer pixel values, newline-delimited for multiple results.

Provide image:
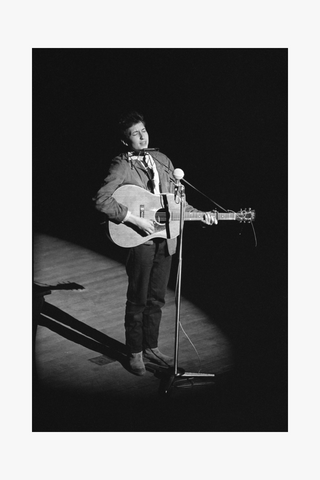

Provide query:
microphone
left=173, top=168, right=184, bottom=181
left=173, top=168, right=185, bottom=203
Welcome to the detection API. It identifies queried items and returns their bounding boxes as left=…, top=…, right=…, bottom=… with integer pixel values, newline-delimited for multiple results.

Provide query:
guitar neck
left=181, top=211, right=238, bottom=221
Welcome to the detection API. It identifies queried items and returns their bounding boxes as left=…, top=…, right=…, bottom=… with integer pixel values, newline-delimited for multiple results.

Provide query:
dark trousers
left=125, top=240, right=172, bottom=354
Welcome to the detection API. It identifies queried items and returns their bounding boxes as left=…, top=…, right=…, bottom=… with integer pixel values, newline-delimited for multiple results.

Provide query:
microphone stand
left=158, top=176, right=216, bottom=395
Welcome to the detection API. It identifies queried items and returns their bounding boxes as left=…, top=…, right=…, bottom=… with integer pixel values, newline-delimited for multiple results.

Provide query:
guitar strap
left=141, top=159, right=155, bottom=193
left=143, top=154, right=162, bottom=194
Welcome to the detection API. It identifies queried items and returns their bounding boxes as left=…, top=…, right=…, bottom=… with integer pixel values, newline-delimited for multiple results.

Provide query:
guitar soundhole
left=155, top=208, right=169, bottom=225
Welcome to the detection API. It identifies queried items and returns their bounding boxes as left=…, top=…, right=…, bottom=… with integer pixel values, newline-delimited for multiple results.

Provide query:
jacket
left=94, top=151, right=198, bottom=255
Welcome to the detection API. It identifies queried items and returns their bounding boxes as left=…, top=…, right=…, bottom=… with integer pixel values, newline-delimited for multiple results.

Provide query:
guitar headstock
left=53, top=282, right=85, bottom=291
left=33, top=282, right=85, bottom=296
left=236, top=208, right=256, bottom=223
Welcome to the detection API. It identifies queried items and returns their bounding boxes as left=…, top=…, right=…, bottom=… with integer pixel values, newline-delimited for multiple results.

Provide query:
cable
left=174, top=261, right=203, bottom=373
left=182, top=176, right=257, bottom=247
left=182, top=177, right=228, bottom=212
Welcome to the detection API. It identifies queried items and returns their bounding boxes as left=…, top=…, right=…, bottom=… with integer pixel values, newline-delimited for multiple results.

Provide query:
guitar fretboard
left=171, top=211, right=237, bottom=221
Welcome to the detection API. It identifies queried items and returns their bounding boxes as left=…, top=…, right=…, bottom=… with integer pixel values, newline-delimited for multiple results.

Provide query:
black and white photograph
left=3, top=0, right=320, bottom=476
left=32, top=48, right=288, bottom=433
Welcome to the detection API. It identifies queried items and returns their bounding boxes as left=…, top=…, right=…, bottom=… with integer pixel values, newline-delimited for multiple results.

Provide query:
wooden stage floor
left=32, top=233, right=281, bottom=432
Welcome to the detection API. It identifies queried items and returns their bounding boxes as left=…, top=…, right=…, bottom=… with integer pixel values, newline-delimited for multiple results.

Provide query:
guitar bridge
left=140, top=205, right=145, bottom=218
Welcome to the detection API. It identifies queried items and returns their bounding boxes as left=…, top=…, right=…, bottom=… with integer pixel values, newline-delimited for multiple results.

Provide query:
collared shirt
left=122, top=152, right=161, bottom=223
left=127, top=152, right=160, bottom=194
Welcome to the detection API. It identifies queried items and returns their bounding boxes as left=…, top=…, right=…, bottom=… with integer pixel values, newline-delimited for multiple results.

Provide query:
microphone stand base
left=158, top=367, right=216, bottom=396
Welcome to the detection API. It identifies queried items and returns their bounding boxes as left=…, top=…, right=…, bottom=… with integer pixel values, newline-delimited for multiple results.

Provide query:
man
left=94, top=112, right=216, bottom=375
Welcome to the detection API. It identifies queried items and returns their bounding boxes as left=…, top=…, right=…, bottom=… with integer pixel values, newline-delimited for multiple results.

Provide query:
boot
left=128, top=352, right=146, bottom=376
left=143, top=347, right=174, bottom=367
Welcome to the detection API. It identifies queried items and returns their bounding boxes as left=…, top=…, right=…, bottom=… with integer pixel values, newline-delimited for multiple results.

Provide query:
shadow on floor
left=32, top=269, right=288, bottom=432
left=38, top=301, right=128, bottom=362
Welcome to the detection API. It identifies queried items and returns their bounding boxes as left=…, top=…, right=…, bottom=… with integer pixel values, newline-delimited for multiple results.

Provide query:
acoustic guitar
left=107, top=185, right=255, bottom=248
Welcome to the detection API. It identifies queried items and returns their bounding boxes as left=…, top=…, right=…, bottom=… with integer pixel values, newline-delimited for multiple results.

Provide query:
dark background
left=33, top=48, right=287, bottom=431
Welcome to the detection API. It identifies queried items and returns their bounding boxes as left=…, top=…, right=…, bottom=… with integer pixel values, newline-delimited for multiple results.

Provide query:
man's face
left=125, top=122, right=149, bottom=152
